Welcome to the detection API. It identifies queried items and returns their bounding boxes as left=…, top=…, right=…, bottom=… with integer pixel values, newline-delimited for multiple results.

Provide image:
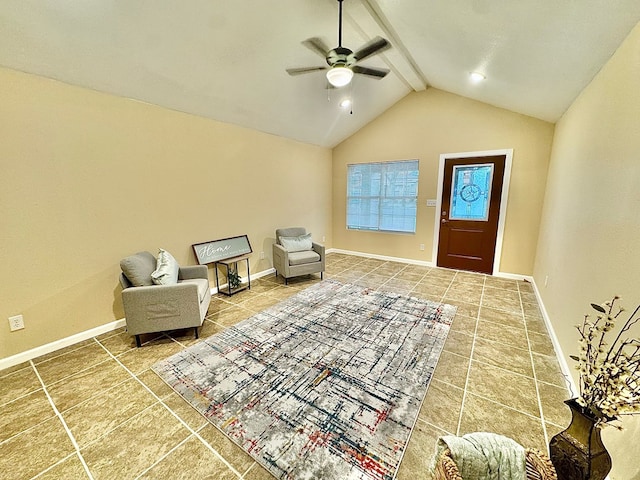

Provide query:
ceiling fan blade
left=301, top=37, right=330, bottom=58
left=286, top=66, right=328, bottom=76
left=352, top=65, right=389, bottom=79
left=353, top=36, right=391, bottom=62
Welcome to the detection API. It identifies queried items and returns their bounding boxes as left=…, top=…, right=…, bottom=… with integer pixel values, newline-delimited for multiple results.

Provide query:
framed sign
left=192, top=235, right=253, bottom=264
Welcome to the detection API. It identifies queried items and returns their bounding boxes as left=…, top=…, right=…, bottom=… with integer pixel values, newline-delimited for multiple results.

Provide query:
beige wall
left=332, top=88, right=554, bottom=275
left=0, top=68, right=332, bottom=360
left=534, top=22, right=640, bottom=480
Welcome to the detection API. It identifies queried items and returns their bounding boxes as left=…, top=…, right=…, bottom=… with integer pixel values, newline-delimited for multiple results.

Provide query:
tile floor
left=0, top=253, right=571, bottom=479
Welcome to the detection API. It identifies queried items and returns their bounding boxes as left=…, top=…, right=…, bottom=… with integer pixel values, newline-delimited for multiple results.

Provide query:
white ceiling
left=1, top=1, right=639, bottom=148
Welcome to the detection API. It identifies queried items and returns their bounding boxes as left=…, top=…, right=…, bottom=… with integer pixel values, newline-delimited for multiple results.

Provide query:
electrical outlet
left=9, top=315, right=24, bottom=331
left=322, top=236, right=326, bottom=242
left=260, top=251, right=265, bottom=259
left=419, top=244, right=425, bottom=251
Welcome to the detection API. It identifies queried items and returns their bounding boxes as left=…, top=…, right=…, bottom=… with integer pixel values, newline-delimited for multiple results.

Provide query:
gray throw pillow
left=279, top=233, right=313, bottom=253
left=151, top=248, right=180, bottom=285
left=120, top=251, right=157, bottom=287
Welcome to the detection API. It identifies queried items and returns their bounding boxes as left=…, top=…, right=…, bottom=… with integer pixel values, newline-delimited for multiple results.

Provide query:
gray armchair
left=119, top=251, right=211, bottom=347
left=273, top=227, right=325, bottom=285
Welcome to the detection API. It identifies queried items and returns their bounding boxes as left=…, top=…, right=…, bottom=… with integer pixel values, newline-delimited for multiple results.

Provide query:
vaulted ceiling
left=2, top=1, right=639, bottom=147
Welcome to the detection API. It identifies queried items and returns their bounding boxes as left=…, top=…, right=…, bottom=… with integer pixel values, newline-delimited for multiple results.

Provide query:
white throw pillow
left=151, top=248, right=179, bottom=285
left=279, top=233, right=313, bottom=253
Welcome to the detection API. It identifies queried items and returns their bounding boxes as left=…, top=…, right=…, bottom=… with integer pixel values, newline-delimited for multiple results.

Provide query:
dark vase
left=549, top=398, right=612, bottom=480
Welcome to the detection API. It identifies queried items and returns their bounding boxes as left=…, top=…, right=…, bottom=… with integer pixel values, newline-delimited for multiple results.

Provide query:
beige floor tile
left=0, top=416, right=75, bottom=479
left=97, top=329, right=141, bottom=356
left=246, top=280, right=279, bottom=294
left=483, top=296, right=524, bottom=314
left=466, top=361, right=540, bottom=416
left=402, top=264, right=432, bottom=275
left=446, top=301, right=480, bottom=319
left=163, top=392, right=208, bottom=431
left=265, top=286, right=297, bottom=301
left=411, top=290, right=445, bottom=303
left=116, top=337, right=184, bottom=375
left=138, top=435, right=238, bottom=479
left=475, top=319, right=529, bottom=350
left=524, top=316, right=550, bottom=335
left=63, top=378, right=158, bottom=447
left=528, top=330, right=557, bottom=356
left=517, top=280, right=535, bottom=293
left=239, top=294, right=282, bottom=313
left=36, top=454, right=90, bottom=479
left=520, top=291, right=538, bottom=304
left=412, top=282, right=449, bottom=297
left=34, top=343, right=113, bottom=385
left=472, top=337, right=534, bottom=377
left=419, top=379, right=464, bottom=433
left=396, top=421, right=445, bottom=480
left=0, top=389, right=55, bottom=443
left=205, top=305, right=253, bottom=328
left=459, top=393, right=546, bottom=451
left=394, top=270, right=426, bottom=282
left=32, top=339, right=95, bottom=364
left=537, top=381, right=572, bottom=427
left=427, top=268, right=457, bottom=281
left=532, top=356, right=568, bottom=392
left=483, top=277, right=519, bottom=291
left=432, top=350, right=470, bottom=389
left=46, top=358, right=130, bottom=412
left=479, top=306, right=525, bottom=328
left=199, top=423, right=257, bottom=475
left=137, top=368, right=175, bottom=399
left=522, top=301, right=544, bottom=318
left=451, top=271, right=486, bottom=286
left=449, top=314, right=477, bottom=334
left=384, top=277, right=419, bottom=290
left=0, top=364, right=41, bottom=405
left=81, top=403, right=191, bottom=479
left=95, top=327, right=126, bottom=342
left=442, top=330, right=474, bottom=358
left=207, top=297, right=235, bottom=315
left=444, top=283, right=483, bottom=304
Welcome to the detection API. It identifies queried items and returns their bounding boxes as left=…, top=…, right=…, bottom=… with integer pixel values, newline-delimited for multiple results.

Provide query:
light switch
left=426, top=199, right=437, bottom=207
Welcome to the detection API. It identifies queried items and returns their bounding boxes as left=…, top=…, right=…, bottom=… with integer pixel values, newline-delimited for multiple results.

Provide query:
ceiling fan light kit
left=287, top=0, right=391, bottom=90
left=327, top=66, right=354, bottom=87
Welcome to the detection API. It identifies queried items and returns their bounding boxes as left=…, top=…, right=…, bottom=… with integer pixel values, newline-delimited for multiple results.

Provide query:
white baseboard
left=529, top=278, right=577, bottom=395
left=329, top=248, right=435, bottom=267
left=0, top=266, right=279, bottom=373
left=0, top=318, right=127, bottom=372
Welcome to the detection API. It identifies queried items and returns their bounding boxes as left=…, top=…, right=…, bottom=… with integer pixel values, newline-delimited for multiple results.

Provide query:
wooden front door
left=436, top=155, right=506, bottom=274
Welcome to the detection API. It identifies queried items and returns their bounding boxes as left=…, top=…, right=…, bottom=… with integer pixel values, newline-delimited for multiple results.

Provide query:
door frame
left=431, top=148, right=513, bottom=276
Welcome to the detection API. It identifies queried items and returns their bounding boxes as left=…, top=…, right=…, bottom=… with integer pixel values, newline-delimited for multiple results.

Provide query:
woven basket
left=433, top=447, right=557, bottom=480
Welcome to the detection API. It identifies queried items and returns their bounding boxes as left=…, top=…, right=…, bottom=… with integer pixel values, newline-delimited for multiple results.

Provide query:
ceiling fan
left=286, top=0, right=391, bottom=88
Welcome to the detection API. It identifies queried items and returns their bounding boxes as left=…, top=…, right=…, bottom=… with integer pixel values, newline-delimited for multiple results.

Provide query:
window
left=347, top=160, right=419, bottom=233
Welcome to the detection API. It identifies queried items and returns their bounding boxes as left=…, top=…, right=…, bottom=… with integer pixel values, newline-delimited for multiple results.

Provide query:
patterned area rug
left=152, top=280, right=456, bottom=480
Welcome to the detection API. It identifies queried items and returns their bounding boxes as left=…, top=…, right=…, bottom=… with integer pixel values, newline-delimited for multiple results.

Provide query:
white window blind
left=347, top=160, right=419, bottom=233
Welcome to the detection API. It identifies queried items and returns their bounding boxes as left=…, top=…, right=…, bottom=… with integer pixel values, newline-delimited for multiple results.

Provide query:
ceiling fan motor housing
left=326, top=47, right=356, bottom=67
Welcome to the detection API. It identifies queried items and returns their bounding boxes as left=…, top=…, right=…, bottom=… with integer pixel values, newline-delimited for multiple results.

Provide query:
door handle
left=441, top=219, right=448, bottom=224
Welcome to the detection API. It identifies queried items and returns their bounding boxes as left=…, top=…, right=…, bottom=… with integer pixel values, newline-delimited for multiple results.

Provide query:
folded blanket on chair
left=433, top=432, right=526, bottom=480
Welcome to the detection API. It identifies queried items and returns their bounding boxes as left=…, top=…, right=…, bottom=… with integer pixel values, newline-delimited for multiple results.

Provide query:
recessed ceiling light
left=470, top=72, right=486, bottom=83
left=340, top=99, right=352, bottom=108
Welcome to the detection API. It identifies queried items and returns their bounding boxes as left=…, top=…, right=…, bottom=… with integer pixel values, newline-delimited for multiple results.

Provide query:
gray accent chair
left=119, top=251, right=211, bottom=347
left=273, top=227, right=325, bottom=285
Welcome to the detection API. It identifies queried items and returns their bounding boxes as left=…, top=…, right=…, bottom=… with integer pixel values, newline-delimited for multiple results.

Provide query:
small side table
left=214, top=254, right=251, bottom=296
